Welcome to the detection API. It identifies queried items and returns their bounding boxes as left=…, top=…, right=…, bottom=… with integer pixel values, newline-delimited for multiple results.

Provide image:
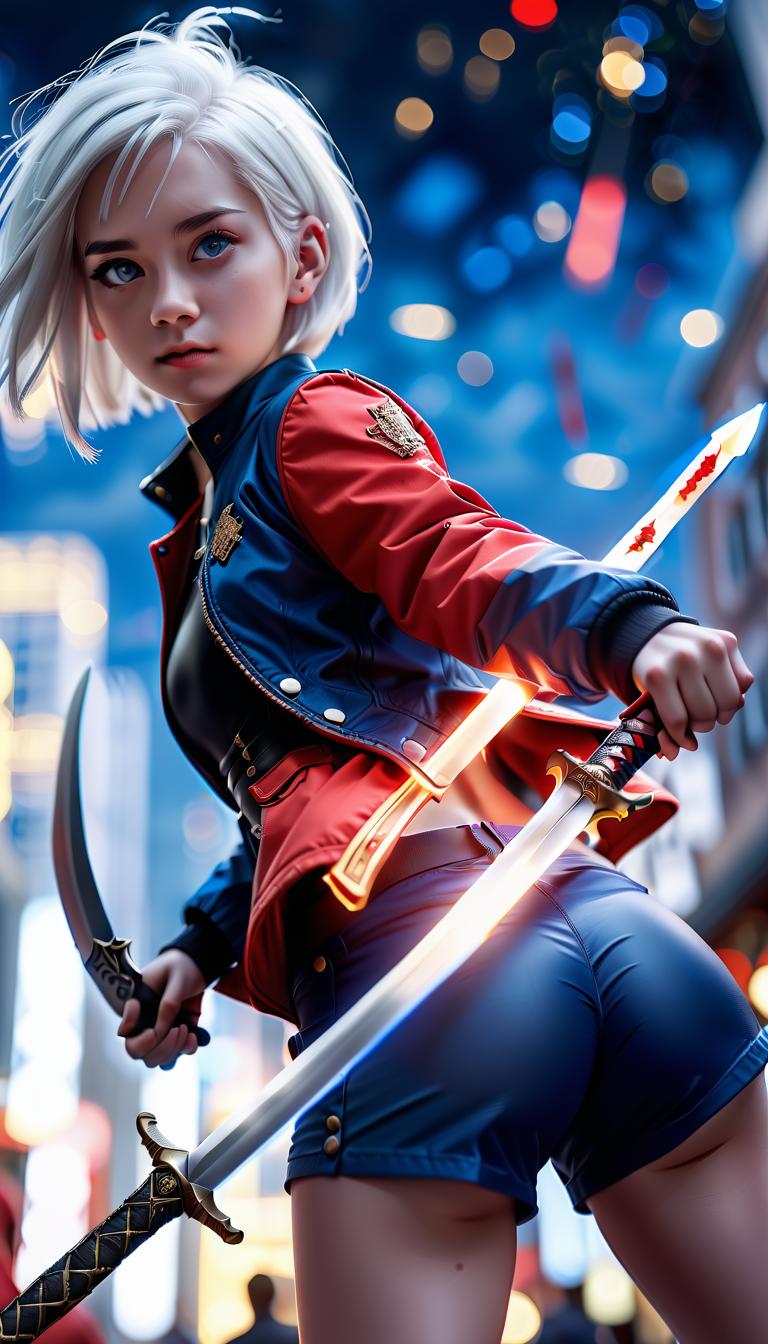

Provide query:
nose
left=149, top=268, right=200, bottom=327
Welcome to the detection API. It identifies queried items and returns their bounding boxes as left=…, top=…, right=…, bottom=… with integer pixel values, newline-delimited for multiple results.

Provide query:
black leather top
left=166, top=577, right=252, bottom=766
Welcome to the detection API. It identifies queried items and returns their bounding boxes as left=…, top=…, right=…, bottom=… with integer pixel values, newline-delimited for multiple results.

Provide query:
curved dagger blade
left=52, top=666, right=114, bottom=955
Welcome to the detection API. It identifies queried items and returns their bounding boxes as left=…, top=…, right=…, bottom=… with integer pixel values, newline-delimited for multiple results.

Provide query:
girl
left=1, top=11, right=766, bottom=1343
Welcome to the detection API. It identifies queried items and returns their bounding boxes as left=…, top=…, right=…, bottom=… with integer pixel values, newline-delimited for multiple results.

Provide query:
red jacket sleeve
left=278, top=371, right=683, bottom=703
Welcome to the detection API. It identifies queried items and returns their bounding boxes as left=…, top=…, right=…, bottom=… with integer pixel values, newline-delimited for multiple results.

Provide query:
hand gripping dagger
left=1, top=403, right=763, bottom=1341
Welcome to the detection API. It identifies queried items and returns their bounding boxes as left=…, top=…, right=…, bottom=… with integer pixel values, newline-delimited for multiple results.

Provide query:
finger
left=123, top=1026, right=161, bottom=1061
left=730, top=648, right=754, bottom=695
left=645, top=673, right=696, bottom=750
left=697, top=637, right=745, bottom=726
left=154, top=992, right=183, bottom=1042
left=676, top=671, right=718, bottom=735
left=144, top=1025, right=187, bottom=1069
left=656, top=728, right=680, bottom=761
left=118, top=998, right=140, bottom=1037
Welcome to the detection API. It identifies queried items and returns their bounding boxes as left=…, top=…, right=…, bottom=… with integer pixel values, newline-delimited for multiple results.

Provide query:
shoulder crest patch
left=365, top=397, right=426, bottom=458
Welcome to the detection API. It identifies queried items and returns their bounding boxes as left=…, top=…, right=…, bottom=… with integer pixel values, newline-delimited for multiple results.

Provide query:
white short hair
left=0, top=7, right=372, bottom=459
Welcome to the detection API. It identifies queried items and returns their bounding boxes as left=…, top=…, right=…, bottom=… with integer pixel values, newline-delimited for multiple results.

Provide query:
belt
left=287, top=822, right=504, bottom=960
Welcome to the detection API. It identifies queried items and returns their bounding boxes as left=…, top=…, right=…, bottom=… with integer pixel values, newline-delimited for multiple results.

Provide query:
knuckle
left=645, top=665, right=665, bottom=688
left=703, top=635, right=727, bottom=660
left=672, top=649, right=696, bottom=672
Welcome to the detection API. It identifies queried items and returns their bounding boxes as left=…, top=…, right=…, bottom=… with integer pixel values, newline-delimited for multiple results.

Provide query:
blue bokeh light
left=631, top=58, right=668, bottom=112
left=552, top=109, right=591, bottom=144
left=395, top=153, right=484, bottom=237
left=493, top=214, right=535, bottom=256
left=462, top=246, right=513, bottom=291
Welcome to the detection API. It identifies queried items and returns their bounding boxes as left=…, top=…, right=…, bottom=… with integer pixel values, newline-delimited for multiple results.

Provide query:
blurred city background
left=1, top=0, right=767, bottom=1340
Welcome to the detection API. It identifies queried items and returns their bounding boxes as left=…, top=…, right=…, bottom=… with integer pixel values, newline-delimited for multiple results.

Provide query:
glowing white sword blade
left=189, top=783, right=593, bottom=1189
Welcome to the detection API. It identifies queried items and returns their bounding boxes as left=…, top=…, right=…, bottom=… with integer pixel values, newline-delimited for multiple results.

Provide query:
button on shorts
left=284, top=823, right=768, bottom=1224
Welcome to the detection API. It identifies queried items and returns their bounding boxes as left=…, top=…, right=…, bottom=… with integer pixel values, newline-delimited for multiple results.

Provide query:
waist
left=285, top=822, right=510, bottom=962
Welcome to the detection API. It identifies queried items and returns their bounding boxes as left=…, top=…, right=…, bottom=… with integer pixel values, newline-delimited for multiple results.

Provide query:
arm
left=159, top=838, right=254, bottom=984
left=278, top=372, right=693, bottom=706
left=118, top=839, right=255, bottom=1068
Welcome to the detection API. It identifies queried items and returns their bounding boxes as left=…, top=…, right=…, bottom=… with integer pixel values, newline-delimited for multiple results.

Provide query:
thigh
left=291, top=1174, right=517, bottom=1344
left=286, top=853, right=603, bottom=1223
left=544, top=857, right=768, bottom=1210
left=585, top=1076, right=768, bottom=1344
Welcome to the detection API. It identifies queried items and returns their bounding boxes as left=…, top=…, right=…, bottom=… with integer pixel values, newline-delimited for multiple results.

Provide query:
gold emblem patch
left=365, top=398, right=426, bottom=457
left=210, top=504, right=243, bottom=564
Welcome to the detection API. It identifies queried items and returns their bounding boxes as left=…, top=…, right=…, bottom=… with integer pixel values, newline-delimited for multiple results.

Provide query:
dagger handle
left=131, top=972, right=211, bottom=1049
left=585, top=690, right=662, bottom=789
left=0, top=1169, right=184, bottom=1341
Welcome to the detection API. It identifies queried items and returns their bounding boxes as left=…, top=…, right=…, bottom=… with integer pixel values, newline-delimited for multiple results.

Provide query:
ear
left=287, top=216, right=330, bottom=305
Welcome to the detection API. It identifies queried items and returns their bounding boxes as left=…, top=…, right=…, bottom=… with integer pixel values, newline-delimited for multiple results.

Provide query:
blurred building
left=681, top=0, right=768, bottom=966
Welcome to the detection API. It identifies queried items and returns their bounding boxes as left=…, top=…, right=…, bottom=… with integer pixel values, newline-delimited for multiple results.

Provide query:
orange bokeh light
left=715, top=947, right=753, bottom=994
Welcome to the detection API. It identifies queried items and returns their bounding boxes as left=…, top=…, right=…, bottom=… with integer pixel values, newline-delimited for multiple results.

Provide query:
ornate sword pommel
left=137, top=1114, right=243, bottom=1245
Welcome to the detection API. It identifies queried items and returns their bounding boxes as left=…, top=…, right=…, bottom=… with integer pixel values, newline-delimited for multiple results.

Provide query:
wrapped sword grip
left=586, top=690, right=662, bottom=789
left=0, top=1169, right=183, bottom=1341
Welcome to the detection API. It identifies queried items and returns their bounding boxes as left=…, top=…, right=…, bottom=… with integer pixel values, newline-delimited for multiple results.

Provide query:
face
left=75, top=139, right=328, bottom=421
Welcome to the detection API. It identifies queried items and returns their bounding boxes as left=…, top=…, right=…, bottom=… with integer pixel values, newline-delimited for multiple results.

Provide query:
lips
left=156, top=346, right=214, bottom=363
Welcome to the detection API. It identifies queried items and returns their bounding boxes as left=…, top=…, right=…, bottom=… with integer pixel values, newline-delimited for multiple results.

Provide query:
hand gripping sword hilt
left=0, top=1116, right=241, bottom=1342
left=546, top=692, right=661, bottom=837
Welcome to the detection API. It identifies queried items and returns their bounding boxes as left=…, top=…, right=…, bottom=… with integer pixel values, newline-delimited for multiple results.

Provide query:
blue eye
left=89, top=229, right=234, bottom=288
left=193, top=230, right=232, bottom=260
left=90, top=259, right=141, bottom=287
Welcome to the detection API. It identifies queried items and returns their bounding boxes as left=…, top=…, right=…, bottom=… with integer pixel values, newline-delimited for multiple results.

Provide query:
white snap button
left=279, top=677, right=302, bottom=697
left=323, top=708, right=346, bottom=724
left=402, top=738, right=427, bottom=764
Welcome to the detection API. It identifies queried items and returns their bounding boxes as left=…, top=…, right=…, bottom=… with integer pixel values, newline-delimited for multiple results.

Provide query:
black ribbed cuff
left=588, top=592, right=699, bottom=704
left=159, top=915, right=238, bottom=986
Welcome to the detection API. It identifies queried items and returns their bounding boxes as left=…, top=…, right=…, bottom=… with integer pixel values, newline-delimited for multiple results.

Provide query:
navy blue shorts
left=285, top=823, right=768, bottom=1224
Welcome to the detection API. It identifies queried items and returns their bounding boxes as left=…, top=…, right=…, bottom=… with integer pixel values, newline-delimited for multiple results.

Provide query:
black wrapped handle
left=586, top=690, right=663, bottom=788
left=0, top=1168, right=184, bottom=1341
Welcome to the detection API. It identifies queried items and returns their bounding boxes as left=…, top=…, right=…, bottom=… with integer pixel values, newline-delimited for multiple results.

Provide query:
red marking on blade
left=677, top=447, right=720, bottom=503
left=627, top=520, right=656, bottom=554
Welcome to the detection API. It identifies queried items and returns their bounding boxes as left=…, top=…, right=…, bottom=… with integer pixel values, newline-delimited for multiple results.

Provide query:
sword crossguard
left=546, top=750, right=654, bottom=840
left=137, top=1114, right=243, bottom=1245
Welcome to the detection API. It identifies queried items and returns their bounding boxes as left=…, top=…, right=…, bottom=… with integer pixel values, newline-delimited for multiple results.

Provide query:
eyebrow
left=83, top=207, right=246, bottom=257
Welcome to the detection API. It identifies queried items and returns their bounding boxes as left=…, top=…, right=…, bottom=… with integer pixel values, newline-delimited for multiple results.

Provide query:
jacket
left=143, top=354, right=685, bottom=1021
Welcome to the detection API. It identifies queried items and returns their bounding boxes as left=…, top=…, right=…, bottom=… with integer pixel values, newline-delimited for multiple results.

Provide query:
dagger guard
left=137, top=1113, right=243, bottom=1245
left=86, top=936, right=210, bottom=1049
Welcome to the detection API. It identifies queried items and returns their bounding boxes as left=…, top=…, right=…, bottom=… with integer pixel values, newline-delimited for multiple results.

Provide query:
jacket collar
left=139, top=352, right=317, bottom=519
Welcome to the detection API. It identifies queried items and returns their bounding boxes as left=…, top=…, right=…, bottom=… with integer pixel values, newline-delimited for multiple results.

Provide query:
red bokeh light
left=564, top=175, right=627, bottom=291
left=510, top=0, right=559, bottom=30
left=715, top=948, right=753, bottom=995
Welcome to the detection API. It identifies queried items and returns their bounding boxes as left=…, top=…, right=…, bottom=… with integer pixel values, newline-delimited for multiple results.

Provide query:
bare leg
left=291, top=1176, right=517, bottom=1344
left=587, top=1076, right=768, bottom=1344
